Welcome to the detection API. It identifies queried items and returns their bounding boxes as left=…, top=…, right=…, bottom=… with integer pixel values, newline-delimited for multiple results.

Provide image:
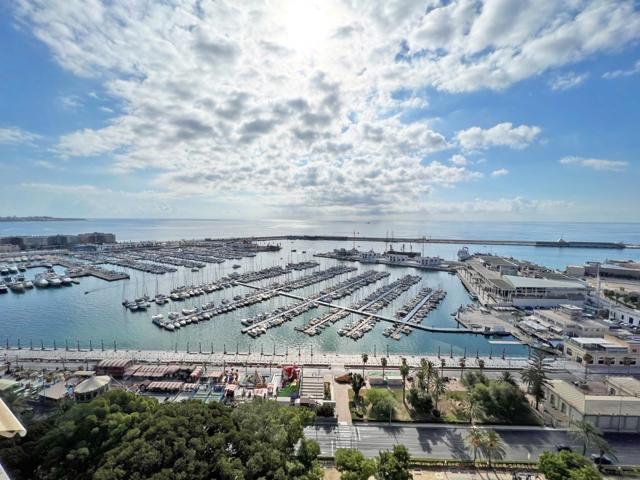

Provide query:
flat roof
left=607, top=377, right=640, bottom=396
left=503, top=275, right=586, bottom=290
left=548, top=379, right=640, bottom=416
left=0, top=398, right=26, bottom=438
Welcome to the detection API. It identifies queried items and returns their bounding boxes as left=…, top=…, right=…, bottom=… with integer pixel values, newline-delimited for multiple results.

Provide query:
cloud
left=490, top=168, right=509, bottom=177
left=59, top=94, right=82, bottom=109
left=0, top=126, right=40, bottom=145
left=603, top=60, right=640, bottom=79
left=10, top=0, right=639, bottom=214
left=449, top=154, right=468, bottom=166
left=549, top=72, right=589, bottom=91
left=456, top=123, right=541, bottom=150
left=559, top=156, right=628, bottom=172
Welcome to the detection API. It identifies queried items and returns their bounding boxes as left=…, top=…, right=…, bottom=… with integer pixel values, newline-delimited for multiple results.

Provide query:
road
left=304, top=424, right=640, bottom=465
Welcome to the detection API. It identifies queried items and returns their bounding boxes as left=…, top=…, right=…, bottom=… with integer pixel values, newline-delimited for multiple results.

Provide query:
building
left=460, top=255, right=588, bottom=307
left=563, top=333, right=640, bottom=365
left=74, top=376, right=111, bottom=402
left=543, top=378, right=640, bottom=432
left=535, top=305, right=609, bottom=338
left=0, top=232, right=116, bottom=251
left=96, top=358, right=133, bottom=377
left=609, top=303, right=640, bottom=326
left=605, top=377, right=640, bottom=397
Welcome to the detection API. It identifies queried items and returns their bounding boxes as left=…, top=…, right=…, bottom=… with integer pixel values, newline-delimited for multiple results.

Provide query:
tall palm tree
left=500, top=371, right=516, bottom=386
left=381, top=357, right=388, bottom=380
left=570, top=419, right=604, bottom=456
left=583, top=354, right=593, bottom=382
left=465, top=426, right=484, bottom=463
left=459, top=357, right=466, bottom=380
left=399, top=358, right=410, bottom=405
left=361, top=353, right=368, bottom=378
left=351, top=373, right=365, bottom=403
left=425, top=360, right=436, bottom=393
left=463, top=395, right=482, bottom=425
left=521, top=352, right=549, bottom=409
left=481, top=429, right=505, bottom=467
left=432, top=375, right=447, bottom=411
left=415, top=369, right=426, bottom=391
left=478, top=358, right=485, bottom=375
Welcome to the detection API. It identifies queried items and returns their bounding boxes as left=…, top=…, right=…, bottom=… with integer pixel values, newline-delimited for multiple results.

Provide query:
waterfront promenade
left=0, top=347, right=530, bottom=371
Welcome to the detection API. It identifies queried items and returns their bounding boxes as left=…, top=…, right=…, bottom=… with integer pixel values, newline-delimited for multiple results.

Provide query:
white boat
left=61, top=277, right=73, bottom=286
left=182, top=308, right=197, bottom=315
left=23, top=280, right=34, bottom=289
left=47, top=276, right=62, bottom=287
left=9, top=281, right=25, bottom=293
left=163, top=323, right=175, bottom=331
left=8, top=266, right=18, bottom=274
left=35, top=277, right=49, bottom=288
left=168, top=312, right=180, bottom=320
left=0, top=283, right=8, bottom=294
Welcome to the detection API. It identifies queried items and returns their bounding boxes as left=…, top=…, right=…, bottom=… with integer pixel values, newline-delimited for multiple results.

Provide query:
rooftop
left=0, top=398, right=26, bottom=438
left=503, top=275, right=586, bottom=290
left=548, top=379, right=640, bottom=416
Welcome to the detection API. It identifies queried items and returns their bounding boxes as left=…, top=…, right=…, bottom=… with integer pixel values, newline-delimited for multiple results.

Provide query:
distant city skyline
left=1, top=1, right=639, bottom=221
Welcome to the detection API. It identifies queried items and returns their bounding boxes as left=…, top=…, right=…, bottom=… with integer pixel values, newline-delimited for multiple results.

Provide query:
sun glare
left=284, top=1, right=334, bottom=54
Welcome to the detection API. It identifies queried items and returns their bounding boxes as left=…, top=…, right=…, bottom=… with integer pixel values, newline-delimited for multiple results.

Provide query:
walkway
left=333, top=382, right=352, bottom=425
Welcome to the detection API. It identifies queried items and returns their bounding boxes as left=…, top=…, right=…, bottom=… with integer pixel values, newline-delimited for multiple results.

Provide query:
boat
left=23, top=280, right=34, bottom=289
left=61, top=277, right=73, bottom=286
left=9, top=281, right=25, bottom=293
left=8, top=266, right=18, bottom=274
left=232, top=264, right=241, bottom=269
left=191, top=267, right=199, bottom=272
left=18, top=265, right=26, bottom=272
left=182, top=308, right=197, bottom=315
left=0, top=282, right=7, bottom=294
left=46, top=275, right=62, bottom=287
left=168, top=312, right=180, bottom=320
left=0, top=267, right=9, bottom=276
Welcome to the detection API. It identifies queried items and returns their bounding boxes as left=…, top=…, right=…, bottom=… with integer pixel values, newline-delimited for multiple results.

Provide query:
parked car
left=590, top=453, right=614, bottom=465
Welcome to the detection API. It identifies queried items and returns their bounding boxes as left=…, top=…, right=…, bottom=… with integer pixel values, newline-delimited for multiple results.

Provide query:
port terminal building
left=460, top=255, right=588, bottom=307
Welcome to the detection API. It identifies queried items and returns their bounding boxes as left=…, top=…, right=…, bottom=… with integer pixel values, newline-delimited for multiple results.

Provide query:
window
left=560, top=402, right=566, bottom=414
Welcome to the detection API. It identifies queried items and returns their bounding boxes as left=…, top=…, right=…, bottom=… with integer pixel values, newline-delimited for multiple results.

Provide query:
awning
left=0, top=399, right=26, bottom=438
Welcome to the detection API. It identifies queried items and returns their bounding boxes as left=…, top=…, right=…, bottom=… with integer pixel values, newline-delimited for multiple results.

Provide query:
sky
left=0, top=0, right=639, bottom=222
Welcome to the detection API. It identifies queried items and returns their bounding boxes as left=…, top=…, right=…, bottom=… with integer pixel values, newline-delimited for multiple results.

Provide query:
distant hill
left=0, top=216, right=86, bottom=222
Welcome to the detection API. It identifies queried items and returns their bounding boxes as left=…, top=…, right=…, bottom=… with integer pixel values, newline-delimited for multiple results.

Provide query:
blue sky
left=1, top=1, right=639, bottom=221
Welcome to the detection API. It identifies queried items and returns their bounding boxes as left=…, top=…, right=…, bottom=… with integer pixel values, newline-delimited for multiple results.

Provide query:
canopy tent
left=0, top=398, right=26, bottom=438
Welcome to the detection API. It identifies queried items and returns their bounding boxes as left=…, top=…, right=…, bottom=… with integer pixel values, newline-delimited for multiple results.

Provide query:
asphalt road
left=304, top=424, right=640, bottom=465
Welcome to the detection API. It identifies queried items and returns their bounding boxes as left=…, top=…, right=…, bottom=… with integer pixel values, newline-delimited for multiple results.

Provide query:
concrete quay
left=0, top=347, right=531, bottom=371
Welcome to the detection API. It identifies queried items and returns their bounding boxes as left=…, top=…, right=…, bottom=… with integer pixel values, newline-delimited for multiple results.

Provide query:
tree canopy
left=0, top=390, right=323, bottom=480
left=538, top=451, right=602, bottom=480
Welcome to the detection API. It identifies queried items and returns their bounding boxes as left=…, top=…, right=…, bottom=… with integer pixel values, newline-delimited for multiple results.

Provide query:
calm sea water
left=1, top=219, right=639, bottom=355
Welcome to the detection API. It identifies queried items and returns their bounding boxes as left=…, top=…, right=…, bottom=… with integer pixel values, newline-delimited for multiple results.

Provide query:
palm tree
left=604, top=357, right=615, bottom=375
left=351, top=373, right=365, bottom=403
left=432, top=375, right=447, bottom=411
left=481, top=429, right=505, bottom=467
left=463, top=394, right=482, bottom=425
left=425, top=360, right=436, bottom=393
left=521, top=352, right=549, bottom=409
left=465, top=427, right=484, bottom=463
left=500, top=371, right=516, bottom=386
left=459, top=357, right=466, bottom=380
left=361, top=353, right=368, bottom=378
left=570, top=419, right=605, bottom=456
left=582, top=353, right=593, bottom=382
left=415, top=369, right=426, bottom=391
left=478, top=359, right=485, bottom=375
left=399, top=358, right=410, bottom=405
left=381, top=357, right=388, bottom=379
left=623, top=356, right=633, bottom=374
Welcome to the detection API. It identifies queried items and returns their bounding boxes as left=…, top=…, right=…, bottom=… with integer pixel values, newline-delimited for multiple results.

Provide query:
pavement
left=304, top=424, right=640, bottom=466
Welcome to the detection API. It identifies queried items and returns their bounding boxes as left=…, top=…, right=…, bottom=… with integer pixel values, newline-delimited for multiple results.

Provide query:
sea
left=1, top=219, right=640, bottom=357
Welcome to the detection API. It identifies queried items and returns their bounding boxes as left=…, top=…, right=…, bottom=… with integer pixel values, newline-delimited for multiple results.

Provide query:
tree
left=440, top=358, right=446, bottom=377
left=462, top=394, right=482, bottom=424
left=500, top=371, right=517, bottom=386
left=521, top=351, right=549, bottom=409
left=407, top=387, right=433, bottom=415
left=623, top=356, right=633, bottom=373
left=4, top=390, right=323, bottom=480
left=465, top=427, right=484, bottom=463
left=335, top=448, right=376, bottom=480
left=415, top=369, right=427, bottom=391
left=381, top=357, right=388, bottom=379
left=570, top=420, right=606, bottom=456
left=351, top=373, right=366, bottom=401
left=362, top=353, right=369, bottom=378
left=478, top=359, right=485, bottom=375
left=459, top=357, right=466, bottom=379
left=399, top=358, right=410, bottom=404
left=376, top=444, right=412, bottom=480
left=424, top=360, right=436, bottom=393
left=538, top=450, right=602, bottom=480
left=480, top=429, right=505, bottom=467
left=582, top=354, right=593, bottom=382
left=365, top=388, right=396, bottom=421
left=432, top=375, right=447, bottom=411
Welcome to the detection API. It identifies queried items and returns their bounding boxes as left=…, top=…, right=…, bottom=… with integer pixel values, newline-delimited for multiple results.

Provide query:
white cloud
left=10, top=0, right=640, bottom=214
left=603, top=60, right=640, bottom=79
left=449, top=154, right=468, bottom=166
left=549, top=72, right=589, bottom=91
left=490, top=168, right=509, bottom=177
left=559, top=156, right=628, bottom=172
left=59, top=95, right=82, bottom=109
left=0, top=126, right=40, bottom=145
left=456, top=122, right=541, bottom=150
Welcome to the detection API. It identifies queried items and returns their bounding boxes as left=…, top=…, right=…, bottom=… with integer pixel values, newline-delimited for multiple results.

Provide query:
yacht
left=35, top=277, right=49, bottom=288
left=0, top=266, right=9, bottom=276
left=61, top=277, right=73, bottom=286
left=9, top=281, right=25, bottom=293
left=152, top=314, right=164, bottom=326
left=18, top=265, right=27, bottom=272
left=0, top=282, right=8, bottom=294
left=8, top=266, right=19, bottom=274
left=191, top=267, right=199, bottom=272
left=46, top=274, right=62, bottom=287
left=23, top=280, right=34, bottom=289
left=168, top=312, right=180, bottom=320
left=232, top=264, right=241, bottom=269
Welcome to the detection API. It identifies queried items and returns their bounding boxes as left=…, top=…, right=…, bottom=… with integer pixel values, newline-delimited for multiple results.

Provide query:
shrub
left=316, top=403, right=335, bottom=417
left=365, top=388, right=396, bottom=420
left=407, top=387, right=433, bottom=414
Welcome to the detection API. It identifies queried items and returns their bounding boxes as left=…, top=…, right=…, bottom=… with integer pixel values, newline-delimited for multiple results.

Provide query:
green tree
left=462, top=394, right=482, bottom=424
left=365, top=388, right=396, bottom=421
left=521, top=351, right=549, bottom=409
left=432, top=375, right=447, bottom=411
left=440, top=358, right=446, bottom=377
left=569, top=420, right=605, bottom=455
left=464, top=427, right=484, bottom=463
left=381, top=357, right=388, bottom=379
left=376, top=444, right=412, bottom=480
left=335, top=448, right=376, bottom=480
left=399, top=358, right=410, bottom=405
left=407, top=387, right=433, bottom=415
left=459, top=357, right=466, bottom=379
left=424, top=360, right=436, bottom=393
left=478, top=359, right=485, bottom=375
left=538, top=450, right=602, bottom=480
left=351, top=373, right=366, bottom=402
left=362, top=353, right=369, bottom=378
left=500, top=371, right=517, bottom=386
left=415, top=368, right=427, bottom=391
left=480, top=429, right=505, bottom=467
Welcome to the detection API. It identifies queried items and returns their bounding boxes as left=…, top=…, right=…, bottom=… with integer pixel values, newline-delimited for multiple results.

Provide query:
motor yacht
left=0, top=282, right=8, bottom=294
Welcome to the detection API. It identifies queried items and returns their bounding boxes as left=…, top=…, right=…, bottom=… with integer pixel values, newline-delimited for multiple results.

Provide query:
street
left=305, top=423, right=640, bottom=466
